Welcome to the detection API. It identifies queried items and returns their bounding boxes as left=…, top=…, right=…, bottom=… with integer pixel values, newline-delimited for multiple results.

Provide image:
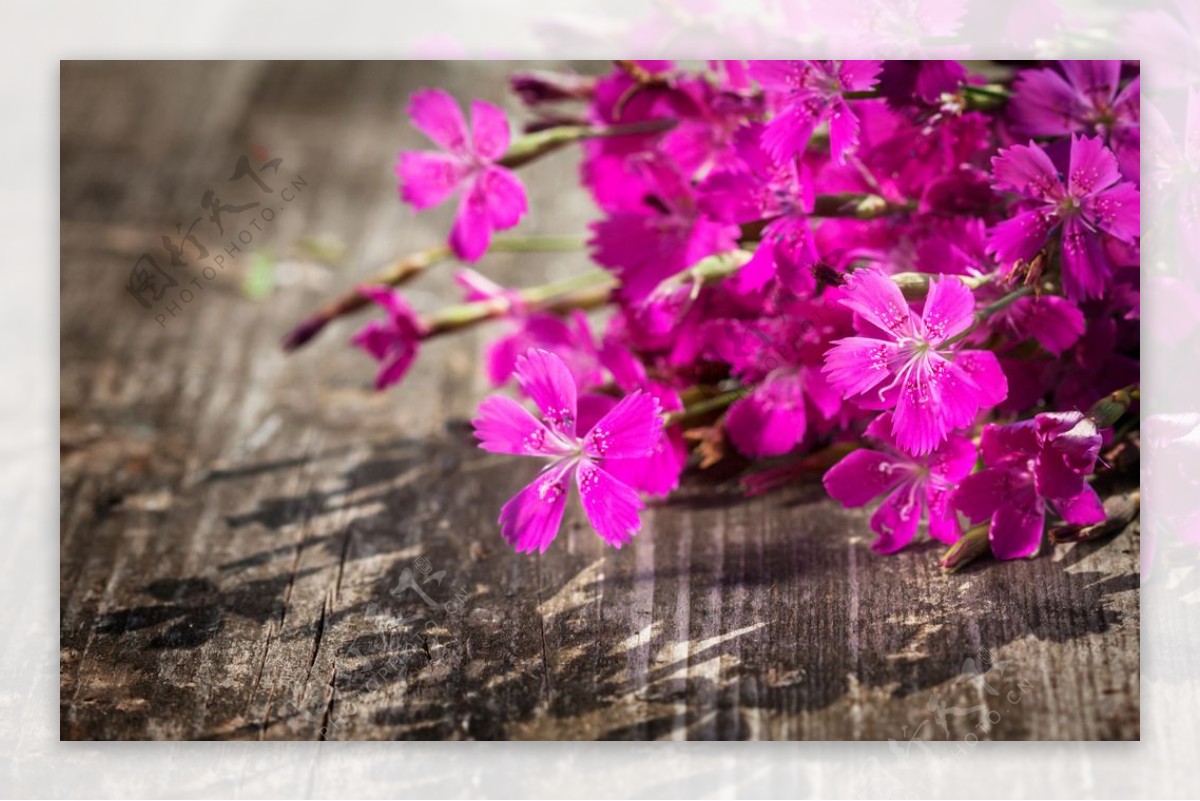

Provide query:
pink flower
left=822, top=268, right=1008, bottom=455
left=396, top=89, right=528, bottom=262
left=472, top=349, right=663, bottom=553
left=824, top=412, right=977, bottom=553
left=749, top=60, right=883, bottom=165
left=1009, top=61, right=1140, bottom=182
left=953, top=411, right=1106, bottom=559
left=350, top=286, right=425, bottom=390
left=986, top=135, right=1140, bottom=301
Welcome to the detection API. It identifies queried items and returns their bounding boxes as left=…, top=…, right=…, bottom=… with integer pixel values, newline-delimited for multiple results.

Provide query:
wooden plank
left=60, top=61, right=1139, bottom=741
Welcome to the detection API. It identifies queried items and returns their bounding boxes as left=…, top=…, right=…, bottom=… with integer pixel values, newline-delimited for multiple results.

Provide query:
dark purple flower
left=953, top=411, right=1106, bottom=559
left=1010, top=60, right=1140, bottom=182
left=987, top=135, right=1139, bottom=301
left=877, top=60, right=967, bottom=106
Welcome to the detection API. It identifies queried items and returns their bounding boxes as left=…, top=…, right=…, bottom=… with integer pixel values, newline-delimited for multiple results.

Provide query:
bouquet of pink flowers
left=285, top=60, right=1140, bottom=570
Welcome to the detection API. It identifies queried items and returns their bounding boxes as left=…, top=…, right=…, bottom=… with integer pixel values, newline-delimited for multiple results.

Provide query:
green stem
left=664, top=389, right=746, bottom=427
left=498, top=118, right=676, bottom=169
left=519, top=269, right=615, bottom=306
left=889, top=271, right=992, bottom=300
left=282, top=235, right=585, bottom=351
left=489, top=234, right=586, bottom=253
left=809, top=193, right=915, bottom=219
left=423, top=270, right=615, bottom=337
left=963, top=84, right=1010, bottom=101
left=842, top=84, right=1009, bottom=112
left=978, top=285, right=1034, bottom=318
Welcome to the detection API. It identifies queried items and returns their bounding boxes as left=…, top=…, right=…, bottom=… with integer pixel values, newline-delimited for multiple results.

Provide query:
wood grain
left=59, top=61, right=1139, bottom=741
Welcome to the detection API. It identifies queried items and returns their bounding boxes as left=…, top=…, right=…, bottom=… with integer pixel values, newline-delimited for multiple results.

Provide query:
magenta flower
left=472, top=349, right=663, bottom=553
left=748, top=60, right=882, bottom=165
left=350, top=286, right=426, bottom=390
left=1010, top=61, right=1140, bottom=182
left=396, top=89, right=528, bottom=262
left=589, top=155, right=739, bottom=302
left=822, top=268, right=1008, bottom=456
left=991, top=293, right=1085, bottom=356
left=702, top=301, right=845, bottom=458
left=824, top=412, right=977, bottom=553
left=698, top=124, right=818, bottom=294
left=986, top=135, right=1139, bottom=301
left=953, top=412, right=1106, bottom=560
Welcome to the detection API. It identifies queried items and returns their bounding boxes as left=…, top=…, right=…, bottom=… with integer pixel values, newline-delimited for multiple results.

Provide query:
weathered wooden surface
left=59, top=61, right=1139, bottom=741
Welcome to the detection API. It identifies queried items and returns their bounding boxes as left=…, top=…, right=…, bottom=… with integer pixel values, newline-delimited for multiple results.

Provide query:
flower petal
left=929, top=433, right=979, bottom=483
left=925, top=481, right=962, bottom=545
left=979, top=420, right=1039, bottom=466
left=1053, top=484, right=1106, bottom=526
left=583, top=389, right=662, bottom=460
left=1068, top=134, right=1120, bottom=197
left=478, top=166, right=528, bottom=230
left=1059, top=60, right=1120, bottom=107
left=823, top=337, right=902, bottom=398
left=989, top=491, right=1046, bottom=560
left=472, top=395, right=572, bottom=456
left=920, top=274, right=976, bottom=344
left=991, top=142, right=1063, bottom=199
left=837, top=60, right=883, bottom=91
left=730, top=240, right=778, bottom=294
left=954, top=467, right=1012, bottom=524
left=986, top=208, right=1056, bottom=267
left=954, top=349, right=1008, bottom=409
left=1060, top=214, right=1112, bottom=301
left=823, top=448, right=910, bottom=508
left=469, top=99, right=511, bottom=161
left=827, top=98, right=860, bottom=165
left=407, top=88, right=469, bottom=153
left=498, top=461, right=573, bottom=553
left=396, top=151, right=468, bottom=210
left=838, top=267, right=917, bottom=339
left=892, top=354, right=978, bottom=456
left=514, top=348, right=579, bottom=438
left=760, top=101, right=820, bottom=164
left=1009, top=295, right=1085, bottom=355
left=1034, top=447, right=1091, bottom=500
left=576, top=459, right=644, bottom=548
left=1011, top=68, right=1087, bottom=136
left=725, top=379, right=807, bottom=458
left=450, top=182, right=492, bottom=262
left=601, top=426, right=687, bottom=498
left=350, top=319, right=394, bottom=362
left=1084, top=182, right=1140, bottom=242
left=870, top=484, right=922, bottom=554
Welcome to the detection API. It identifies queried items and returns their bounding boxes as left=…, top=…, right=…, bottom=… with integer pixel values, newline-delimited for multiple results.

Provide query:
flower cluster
left=301, top=60, right=1140, bottom=565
